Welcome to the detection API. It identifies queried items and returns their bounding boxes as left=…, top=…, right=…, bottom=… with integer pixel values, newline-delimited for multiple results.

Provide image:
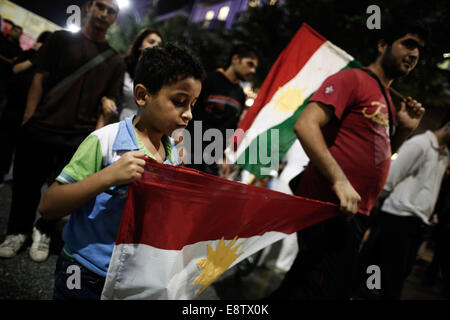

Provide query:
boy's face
left=137, top=78, right=202, bottom=136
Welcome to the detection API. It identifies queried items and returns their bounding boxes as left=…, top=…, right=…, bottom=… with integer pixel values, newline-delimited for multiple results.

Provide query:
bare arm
left=95, top=96, right=118, bottom=129
left=39, top=151, right=146, bottom=220
left=12, top=59, right=32, bottom=74
left=22, top=72, right=47, bottom=125
left=0, top=54, right=15, bottom=64
left=95, top=113, right=107, bottom=130
left=294, top=101, right=361, bottom=216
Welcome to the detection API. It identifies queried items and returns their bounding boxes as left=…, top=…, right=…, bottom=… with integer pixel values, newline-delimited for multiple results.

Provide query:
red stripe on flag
left=233, top=23, right=326, bottom=151
left=116, top=159, right=337, bottom=250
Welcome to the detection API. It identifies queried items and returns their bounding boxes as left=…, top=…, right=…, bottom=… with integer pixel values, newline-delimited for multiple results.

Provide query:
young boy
left=38, top=44, right=204, bottom=300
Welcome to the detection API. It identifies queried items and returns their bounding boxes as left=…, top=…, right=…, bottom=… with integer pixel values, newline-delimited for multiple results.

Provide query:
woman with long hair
left=119, top=28, right=163, bottom=121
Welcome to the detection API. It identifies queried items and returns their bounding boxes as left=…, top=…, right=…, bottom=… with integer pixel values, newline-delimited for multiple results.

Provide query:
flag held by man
left=102, top=159, right=337, bottom=299
left=226, top=23, right=360, bottom=178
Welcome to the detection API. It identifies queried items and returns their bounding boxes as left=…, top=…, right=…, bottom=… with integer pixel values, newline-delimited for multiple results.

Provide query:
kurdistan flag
left=226, top=23, right=361, bottom=178
left=102, top=159, right=336, bottom=300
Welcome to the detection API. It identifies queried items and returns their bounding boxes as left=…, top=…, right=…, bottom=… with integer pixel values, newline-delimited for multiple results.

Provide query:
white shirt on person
left=381, top=130, right=449, bottom=224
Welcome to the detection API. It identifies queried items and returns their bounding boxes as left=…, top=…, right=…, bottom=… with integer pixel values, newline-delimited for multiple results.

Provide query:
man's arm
left=0, top=54, right=15, bottom=64
left=38, top=150, right=146, bottom=220
left=95, top=96, right=118, bottom=129
left=96, top=58, right=125, bottom=129
left=294, top=101, right=361, bottom=216
left=22, top=71, right=47, bottom=125
left=12, top=59, right=32, bottom=74
left=391, top=96, right=425, bottom=152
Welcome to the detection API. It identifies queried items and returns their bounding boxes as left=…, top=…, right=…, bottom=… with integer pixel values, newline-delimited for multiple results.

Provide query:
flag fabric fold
left=226, top=23, right=360, bottom=177
left=102, top=159, right=337, bottom=300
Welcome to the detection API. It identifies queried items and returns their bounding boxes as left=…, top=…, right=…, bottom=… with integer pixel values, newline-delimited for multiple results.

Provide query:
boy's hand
left=106, top=151, right=146, bottom=186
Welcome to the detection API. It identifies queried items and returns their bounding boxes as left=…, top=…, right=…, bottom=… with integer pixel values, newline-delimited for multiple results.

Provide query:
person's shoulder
left=92, top=121, right=121, bottom=139
left=320, top=68, right=361, bottom=87
left=206, top=70, right=222, bottom=80
left=103, top=41, right=119, bottom=55
left=408, top=131, right=428, bottom=142
left=416, top=130, right=436, bottom=146
left=51, top=30, right=72, bottom=40
left=334, top=68, right=362, bottom=79
left=330, top=68, right=368, bottom=92
left=103, top=43, right=124, bottom=65
left=400, top=132, right=429, bottom=153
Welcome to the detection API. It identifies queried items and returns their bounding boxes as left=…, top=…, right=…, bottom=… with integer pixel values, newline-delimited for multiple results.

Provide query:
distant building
left=152, top=0, right=281, bottom=30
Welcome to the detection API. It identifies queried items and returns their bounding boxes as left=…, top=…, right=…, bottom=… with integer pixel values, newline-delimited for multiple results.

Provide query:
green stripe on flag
left=237, top=60, right=362, bottom=178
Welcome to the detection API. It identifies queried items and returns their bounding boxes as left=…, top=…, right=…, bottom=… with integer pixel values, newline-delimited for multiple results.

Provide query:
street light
left=117, top=0, right=131, bottom=10
left=66, top=23, right=81, bottom=33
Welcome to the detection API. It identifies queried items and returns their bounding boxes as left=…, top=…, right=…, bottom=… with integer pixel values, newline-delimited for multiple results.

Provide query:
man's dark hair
left=36, top=31, right=52, bottom=44
left=12, top=25, right=22, bottom=31
left=379, top=20, right=429, bottom=46
left=226, top=43, right=258, bottom=67
left=134, top=43, right=205, bottom=95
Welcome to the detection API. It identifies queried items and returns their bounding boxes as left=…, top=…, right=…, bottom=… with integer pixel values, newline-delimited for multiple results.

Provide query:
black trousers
left=6, top=125, right=77, bottom=236
left=0, top=98, right=25, bottom=178
left=358, top=211, right=426, bottom=299
left=268, top=213, right=369, bottom=300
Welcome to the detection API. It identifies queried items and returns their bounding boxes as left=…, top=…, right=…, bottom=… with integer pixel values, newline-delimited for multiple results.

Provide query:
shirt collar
left=427, top=130, right=449, bottom=155
left=112, top=116, right=139, bottom=152
left=112, top=116, right=178, bottom=164
left=217, top=68, right=239, bottom=85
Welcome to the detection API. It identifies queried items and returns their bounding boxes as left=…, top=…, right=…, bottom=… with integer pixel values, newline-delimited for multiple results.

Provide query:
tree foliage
left=157, top=16, right=230, bottom=72
left=106, top=0, right=449, bottom=108
left=232, top=0, right=450, bottom=107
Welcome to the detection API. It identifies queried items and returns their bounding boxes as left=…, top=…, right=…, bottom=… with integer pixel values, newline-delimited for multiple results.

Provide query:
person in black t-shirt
left=0, top=24, right=23, bottom=116
left=0, top=0, right=124, bottom=263
left=0, top=31, right=52, bottom=185
left=185, top=44, right=258, bottom=176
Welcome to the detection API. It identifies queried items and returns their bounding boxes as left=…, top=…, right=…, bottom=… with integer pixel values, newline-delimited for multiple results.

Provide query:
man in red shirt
left=269, top=20, right=428, bottom=299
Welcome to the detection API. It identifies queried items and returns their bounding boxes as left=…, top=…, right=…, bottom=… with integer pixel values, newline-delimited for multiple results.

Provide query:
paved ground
left=0, top=181, right=447, bottom=300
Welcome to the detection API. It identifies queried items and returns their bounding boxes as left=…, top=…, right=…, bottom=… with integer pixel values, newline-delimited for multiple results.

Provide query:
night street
left=0, top=181, right=447, bottom=300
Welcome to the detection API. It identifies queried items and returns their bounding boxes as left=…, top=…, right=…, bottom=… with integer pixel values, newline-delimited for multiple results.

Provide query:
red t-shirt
left=295, top=68, right=397, bottom=215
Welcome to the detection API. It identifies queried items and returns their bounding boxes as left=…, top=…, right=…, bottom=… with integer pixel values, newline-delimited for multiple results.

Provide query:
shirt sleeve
left=309, top=69, right=359, bottom=120
left=56, top=134, right=103, bottom=184
left=383, top=139, right=426, bottom=193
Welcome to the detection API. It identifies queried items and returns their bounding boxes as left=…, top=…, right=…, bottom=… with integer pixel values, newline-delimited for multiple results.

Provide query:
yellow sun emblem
left=193, top=236, right=243, bottom=296
left=273, top=87, right=306, bottom=114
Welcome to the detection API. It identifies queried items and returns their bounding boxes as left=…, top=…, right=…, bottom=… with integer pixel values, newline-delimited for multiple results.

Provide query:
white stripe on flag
left=232, top=41, right=353, bottom=160
left=102, top=231, right=290, bottom=300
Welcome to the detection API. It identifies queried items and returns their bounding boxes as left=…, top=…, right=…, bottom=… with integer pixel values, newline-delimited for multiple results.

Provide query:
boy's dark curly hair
left=134, top=43, right=205, bottom=95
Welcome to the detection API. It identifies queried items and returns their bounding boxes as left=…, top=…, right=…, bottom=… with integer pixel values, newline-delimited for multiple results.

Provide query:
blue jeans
left=53, top=255, right=106, bottom=300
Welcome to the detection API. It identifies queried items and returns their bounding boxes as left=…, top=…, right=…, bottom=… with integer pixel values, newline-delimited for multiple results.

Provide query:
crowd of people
left=0, top=0, right=448, bottom=300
